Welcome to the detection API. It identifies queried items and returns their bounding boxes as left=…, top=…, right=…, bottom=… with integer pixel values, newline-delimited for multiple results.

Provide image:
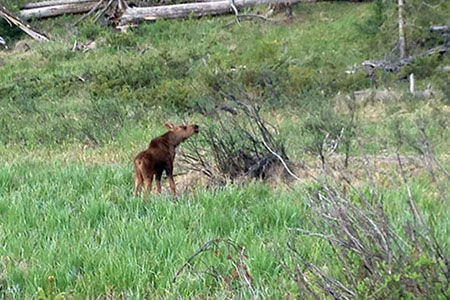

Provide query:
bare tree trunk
left=0, top=5, right=49, bottom=41
left=119, top=0, right=308, bottom=24
left=19, top=1, right=98, bottom=20
left=398, top=0, right=406, bottom=59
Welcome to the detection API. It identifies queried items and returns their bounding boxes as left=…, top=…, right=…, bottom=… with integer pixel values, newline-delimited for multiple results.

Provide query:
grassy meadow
left=0, top=1, right=449, bottom=298
left=0, top=162, right=448, bottom=298
left=0, top=164, right=308, bottom=297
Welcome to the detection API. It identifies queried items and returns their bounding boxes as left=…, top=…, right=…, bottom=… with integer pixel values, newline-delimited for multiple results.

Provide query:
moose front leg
left=155, top=169, right=163, bottom=194
left=165, top=167, right=177, bottom=197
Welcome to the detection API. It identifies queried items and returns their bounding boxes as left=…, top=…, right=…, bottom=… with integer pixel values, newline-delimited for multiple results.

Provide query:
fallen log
left=362, top=44, right=449, bottom=73
left=118, top=0, right=309, bottom=25
left=23, top=0, right=99, bottom=9
left=430, top=25, right=449, bottom=35
left=130, top=0, right=225, bottom=5
left=0, top=5, right=49, bottom=41
left=19, top=1, right=98, bottom=20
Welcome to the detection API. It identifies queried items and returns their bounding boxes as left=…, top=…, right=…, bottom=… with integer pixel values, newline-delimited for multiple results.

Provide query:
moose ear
left=164, top=122, right=175, bottom=131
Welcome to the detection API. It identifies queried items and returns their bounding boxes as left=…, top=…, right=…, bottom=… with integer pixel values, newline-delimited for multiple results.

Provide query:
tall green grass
left=0, top=162, right=447, bottom=298
left=0, top=162, right=307, bottom=297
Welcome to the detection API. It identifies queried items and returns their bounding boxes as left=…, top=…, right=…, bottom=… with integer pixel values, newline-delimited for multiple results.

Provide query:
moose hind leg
left=143, top=173, right=154, bottom=197
left=134, top=165, right=143, bottom=196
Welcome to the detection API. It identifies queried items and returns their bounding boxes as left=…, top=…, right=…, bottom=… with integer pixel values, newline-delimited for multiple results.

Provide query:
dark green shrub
left=401, top=53, right=443, bottom=80
left=301, top=100, right=351, bottom=164
left=79, top=22, right=105, bottom=41
left=152, top=78, right=191, bottom=111
left=287, top=65, right=318, bottom=93
left=104, top=30, right=139, bottom=50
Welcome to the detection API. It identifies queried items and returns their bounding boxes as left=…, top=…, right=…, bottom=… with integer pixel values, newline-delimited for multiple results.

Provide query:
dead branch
left=0, top=5, right=49, bottom=41
left=261, top=238, right=321, bottom=300
left=233, top=100, right=300, bottom=181
left=93, top=0, right=115, bottom=23
left=278, top=146, right=449, bottom=298
left=430, top=25, right=450, bottom=37
left=395, top=151, right=426, bottom=227
left=238, top=13, right=269, bottom=21
left=361, top=44, right=448, bottom=73
left=0, top=36, right=6, bottom=48
left=415, top=122, right=448, bottom=202
left=172, top=237, right=254, bottom=296
left=74, top=0, right=104, bottom=25
left=261, top=137, right=301, bottom=181
left=172, top=237, right=223, bottom=284
left=181, top=102, right=288, bottom=182
left=288, top=242, right=355, bottom=299
left=230, top=246, right=256, bottom=297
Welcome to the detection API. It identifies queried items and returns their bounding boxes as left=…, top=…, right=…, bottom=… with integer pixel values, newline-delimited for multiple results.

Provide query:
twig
left=238, top=13, right=269, bottom=21
left=172, top=237, right=250, bottom=290
left=260, top=137, right=301, bottom=181
left=74, top=0, right=104, bottom=26
left=423, top=1, right=446, bottom=9
left=260, top=238, right=320, bottom=299
left=288, top=228, right=350, bottom=247
left=233, top=100, right=300, bottom=181
left=93, top=0, right=115, bottom=23
left=395, top=151, right=425, bottom=227
left=287, top=242, right=355, bottom=299
left=416, top=122, right=450, bottom=181
left=229, top=0, right=240, bottom=25
left=230, top=246, right=257, bottom=298
left=71, top=40, right=78, bottom=51
left=172, top=238, right=222, bottom=283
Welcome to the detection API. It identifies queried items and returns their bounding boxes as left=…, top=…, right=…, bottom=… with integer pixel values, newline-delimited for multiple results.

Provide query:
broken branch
left=0, top=5, right=49, bottom=41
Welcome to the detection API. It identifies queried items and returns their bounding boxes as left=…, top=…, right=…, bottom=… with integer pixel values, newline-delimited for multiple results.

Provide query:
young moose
left=134, top=122, right=199, bottom=197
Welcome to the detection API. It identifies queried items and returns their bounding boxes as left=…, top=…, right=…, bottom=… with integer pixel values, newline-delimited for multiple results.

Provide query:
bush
left=301, top=98, right=357, bottom=166
left=181, top=102, right=289, bottom=182
left=271, top=142, right=449, bottom=298
left=152, top=78, right=191, bottom=111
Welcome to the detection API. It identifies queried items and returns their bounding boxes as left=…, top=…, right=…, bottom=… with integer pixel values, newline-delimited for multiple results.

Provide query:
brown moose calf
left=134, top=122, right=199, bottom=197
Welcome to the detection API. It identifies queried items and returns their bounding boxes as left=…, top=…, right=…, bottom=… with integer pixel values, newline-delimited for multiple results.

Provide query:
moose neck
left=163, top=131, right=184, bottom=148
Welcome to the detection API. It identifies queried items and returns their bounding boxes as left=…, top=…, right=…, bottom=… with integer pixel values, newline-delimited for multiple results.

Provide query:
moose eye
left=182, top=126, right=187, bottom=130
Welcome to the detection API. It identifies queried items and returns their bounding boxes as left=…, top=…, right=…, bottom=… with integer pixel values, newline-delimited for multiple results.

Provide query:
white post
left=409, top=73, right=415, bottom=94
